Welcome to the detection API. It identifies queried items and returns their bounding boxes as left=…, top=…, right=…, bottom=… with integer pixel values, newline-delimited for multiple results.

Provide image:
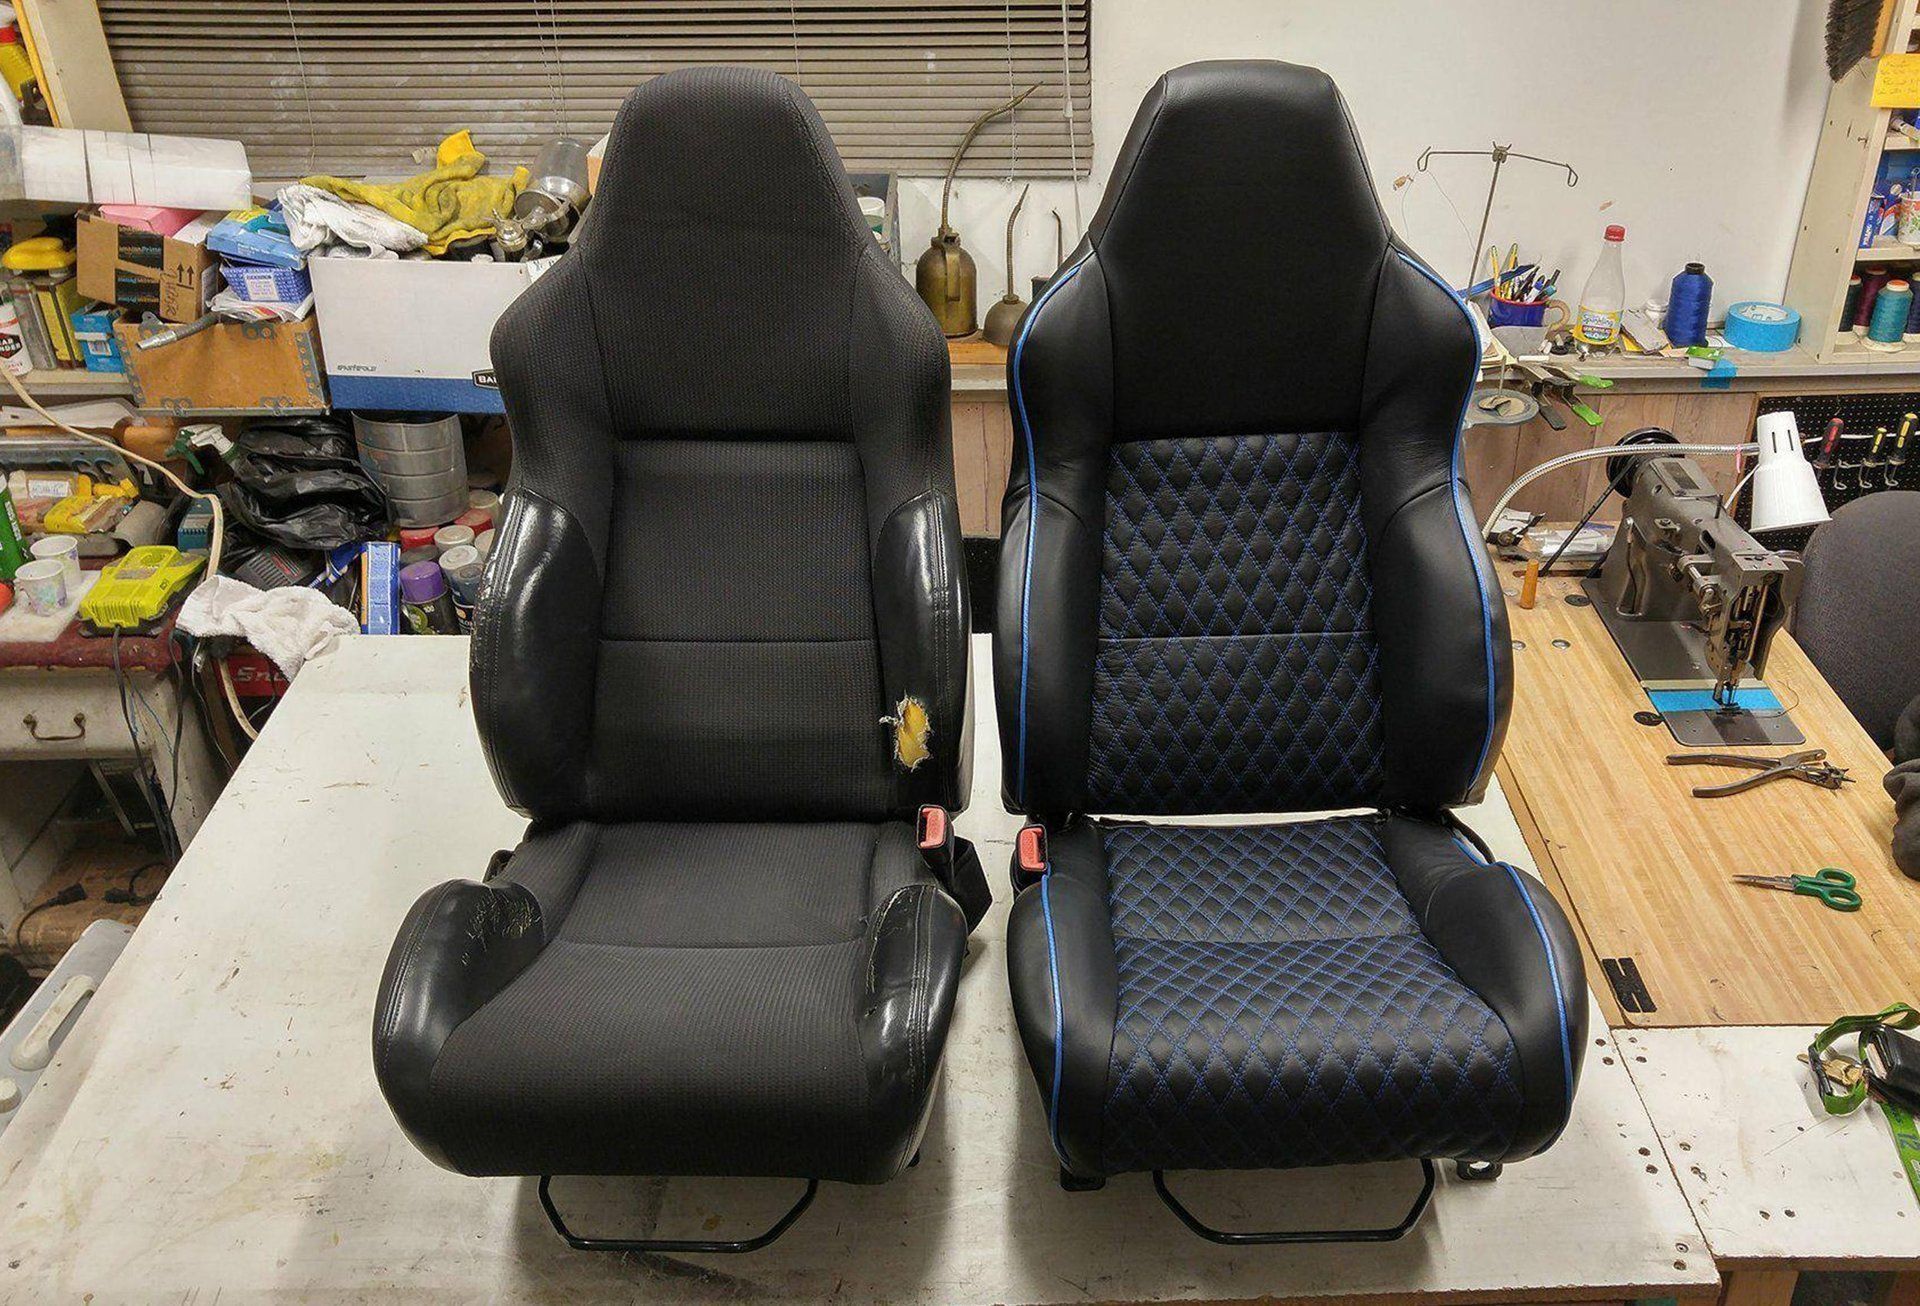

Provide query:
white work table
left=0, top=635, right=1716, bottom=1303
left=1622, top=1026, right=1920, bottom=1306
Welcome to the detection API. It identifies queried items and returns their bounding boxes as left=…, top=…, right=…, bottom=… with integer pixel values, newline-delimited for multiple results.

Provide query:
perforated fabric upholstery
left=424, top=819, right=940, bottom=1179
left=373, top=68, right=972, bottom=1188
left=1089, top=434, right=1383, bottom=812
left=1098, top=819, right=1522, bottom=1173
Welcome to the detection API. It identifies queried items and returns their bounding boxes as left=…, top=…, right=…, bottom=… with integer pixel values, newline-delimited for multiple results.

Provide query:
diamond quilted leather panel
left=1088, top=433, right=1384, bottom=814
left=1087, top=632, right=1384, bottom=813
left=1101, top=932, right=1523, bottom=1173
left=1105, top=819, right=1416, bottom=945
left=1101, top=433, right=1372, bottom=642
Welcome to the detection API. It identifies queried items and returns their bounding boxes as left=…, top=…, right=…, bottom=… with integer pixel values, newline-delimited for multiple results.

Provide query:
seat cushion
left=1005, top=814, right=1585, bottom=1178
left=396, top=819, right=966, bottom=1182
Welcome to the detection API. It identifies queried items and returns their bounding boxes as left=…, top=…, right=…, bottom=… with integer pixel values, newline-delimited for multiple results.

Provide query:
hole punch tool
left=1731, top=867, right=1862, bottom=912
left=1665, top=748, right=1853, bottom=797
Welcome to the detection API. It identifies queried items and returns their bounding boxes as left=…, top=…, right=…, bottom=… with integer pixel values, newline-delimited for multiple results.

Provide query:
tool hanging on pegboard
left=1744, top=394, right=1920, bottom=551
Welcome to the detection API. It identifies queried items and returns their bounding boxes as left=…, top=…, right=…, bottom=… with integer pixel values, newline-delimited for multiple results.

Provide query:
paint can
left=397, top=561, right=458, bottom=635
left=433, top=523, right=474, bottom=556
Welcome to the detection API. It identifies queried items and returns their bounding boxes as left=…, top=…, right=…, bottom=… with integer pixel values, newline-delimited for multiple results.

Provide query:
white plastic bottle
left=1575, top=224, right=1628, bottom=347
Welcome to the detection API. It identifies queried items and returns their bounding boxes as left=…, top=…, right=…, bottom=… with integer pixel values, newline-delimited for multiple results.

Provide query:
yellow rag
left=302, top=131, right=529, bottom=256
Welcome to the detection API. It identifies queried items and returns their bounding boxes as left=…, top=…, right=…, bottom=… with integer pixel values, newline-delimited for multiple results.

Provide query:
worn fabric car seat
left=995, top=61, right=1587, bottom=1241
left=371, top=67, right=980, bottom=1252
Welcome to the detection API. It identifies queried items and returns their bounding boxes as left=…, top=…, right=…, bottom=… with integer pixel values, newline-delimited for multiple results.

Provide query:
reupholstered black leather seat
left=995, top=61, right=1587, bottom=1230
left=371, top=68, right=978, bottom=1237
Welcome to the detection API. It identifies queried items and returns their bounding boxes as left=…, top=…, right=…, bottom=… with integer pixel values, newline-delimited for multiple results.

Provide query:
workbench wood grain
left=1497, top=573, right=1917, bottom=1028
left=0, top=636, right=1717, bottom=1305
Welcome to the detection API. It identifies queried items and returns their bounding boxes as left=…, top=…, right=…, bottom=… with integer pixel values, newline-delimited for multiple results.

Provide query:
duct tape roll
left=1723, top=301, right=1801, bottom=353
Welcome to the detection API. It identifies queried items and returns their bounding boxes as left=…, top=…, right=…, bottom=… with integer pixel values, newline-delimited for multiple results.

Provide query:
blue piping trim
left=1393, top=250, right=1499, bottom=792
left=1009, top=255, right=1091, bottom=806
left=1451, top=833, right=1487, bottom=864
left=1498, top=861, right=1576, bottom=1101
left=1040, top=874, right=1067, bottom=1157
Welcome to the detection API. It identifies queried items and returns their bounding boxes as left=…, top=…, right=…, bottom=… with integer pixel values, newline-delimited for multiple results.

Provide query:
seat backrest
left=1794, top=490, right=1920, bottom=750
left=475, top=67, right=969, bottom=825
left=994, top=60, right=1509, bottom=821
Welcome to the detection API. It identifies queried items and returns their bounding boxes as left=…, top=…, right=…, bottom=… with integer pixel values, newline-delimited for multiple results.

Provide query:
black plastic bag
left=216, top=415, right=390, bottom=551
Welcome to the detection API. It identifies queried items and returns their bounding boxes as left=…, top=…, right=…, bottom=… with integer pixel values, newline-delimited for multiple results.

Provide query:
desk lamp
left=1481, top=414, right=1829, bottom=746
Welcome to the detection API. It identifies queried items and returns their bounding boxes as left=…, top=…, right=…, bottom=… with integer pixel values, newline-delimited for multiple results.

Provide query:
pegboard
left=1743, top=392, right=1920, bottom=552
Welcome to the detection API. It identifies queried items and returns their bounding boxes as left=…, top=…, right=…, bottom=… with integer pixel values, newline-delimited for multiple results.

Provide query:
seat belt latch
left=1017, top=823, right=1049, bottom=879
left=917, top=804, right=953, bottom=877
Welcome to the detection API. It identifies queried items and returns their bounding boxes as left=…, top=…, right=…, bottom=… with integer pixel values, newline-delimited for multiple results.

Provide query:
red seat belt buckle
left=1017, top=823, right=1049, bottom=877
left=917, top=804, right=955, bottom=883
left=916, top=804, right=950, bottom=853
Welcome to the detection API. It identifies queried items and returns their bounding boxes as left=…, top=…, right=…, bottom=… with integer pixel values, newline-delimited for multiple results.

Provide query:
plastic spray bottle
left=1575, top=224, right=1628, bottom=347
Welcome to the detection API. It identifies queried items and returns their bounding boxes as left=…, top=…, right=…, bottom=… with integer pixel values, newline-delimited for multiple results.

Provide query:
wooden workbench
left=1498, top=573, right=1917, bottom=1028
left=0, top=635, right=1717, bottom=1304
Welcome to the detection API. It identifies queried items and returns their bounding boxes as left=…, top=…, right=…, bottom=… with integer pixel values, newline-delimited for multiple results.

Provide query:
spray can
left=0, top=483, right=27, bottom=580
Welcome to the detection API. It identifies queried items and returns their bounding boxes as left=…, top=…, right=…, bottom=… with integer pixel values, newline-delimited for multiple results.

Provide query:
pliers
left=1665, top=749, right=1854, bottom=798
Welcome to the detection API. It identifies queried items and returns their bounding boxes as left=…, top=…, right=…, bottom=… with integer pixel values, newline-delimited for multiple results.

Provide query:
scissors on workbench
left=1730, top=867, right=1862, bottom=912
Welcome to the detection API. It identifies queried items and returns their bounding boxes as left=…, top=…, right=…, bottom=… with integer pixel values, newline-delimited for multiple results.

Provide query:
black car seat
left=995, top=60, right=1587, bottom=1243
left=370, top=67, right=985, bottom=1254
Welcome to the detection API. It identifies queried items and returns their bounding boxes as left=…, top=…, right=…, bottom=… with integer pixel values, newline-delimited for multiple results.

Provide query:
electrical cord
left=10, top=884, right=84, bottom=954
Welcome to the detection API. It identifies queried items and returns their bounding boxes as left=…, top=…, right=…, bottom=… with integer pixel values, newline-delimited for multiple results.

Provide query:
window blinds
left=95, top=1, right=1093, bottom=183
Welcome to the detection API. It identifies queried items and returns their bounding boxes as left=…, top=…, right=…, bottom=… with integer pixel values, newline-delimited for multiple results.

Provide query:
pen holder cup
left=1487, top=293, right=1568, bottom=330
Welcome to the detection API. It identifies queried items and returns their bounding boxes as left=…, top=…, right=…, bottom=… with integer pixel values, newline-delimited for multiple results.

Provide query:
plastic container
left=397, top=561, right=458, bottom=635
left=0, top=483, right=26, bottom=580
left=1575, top=224, right=1627, bottom=348
left=0, top=296, right=30, bottom=376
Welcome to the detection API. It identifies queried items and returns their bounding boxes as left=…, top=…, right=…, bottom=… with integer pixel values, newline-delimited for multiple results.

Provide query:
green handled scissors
left=1731, top=867, right=1862, bottom=912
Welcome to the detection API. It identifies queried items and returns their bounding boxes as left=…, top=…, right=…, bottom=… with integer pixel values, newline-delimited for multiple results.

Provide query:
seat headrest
left=583, top=66, right=866, bottom=256
left=1088, top=61, right=1393, bottom=439
left=574, top=67, right=874, bottom=439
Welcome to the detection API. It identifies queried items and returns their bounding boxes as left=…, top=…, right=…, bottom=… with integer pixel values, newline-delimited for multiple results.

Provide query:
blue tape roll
left=1723, top=301, right=1801, bottom=353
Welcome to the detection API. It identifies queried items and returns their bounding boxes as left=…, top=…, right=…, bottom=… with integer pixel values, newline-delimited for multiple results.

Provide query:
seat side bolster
left=470, top=489, right=604, bottom=821
left=872, top=489, right=972, bottom=814
left=1383, top=817, right=1588, bottom=1160
left=1005, top=823, right=1118, bottom=1178
left=853, top=883, right=967, bottom=1183
left=371, top=880, right=547, bottom=1173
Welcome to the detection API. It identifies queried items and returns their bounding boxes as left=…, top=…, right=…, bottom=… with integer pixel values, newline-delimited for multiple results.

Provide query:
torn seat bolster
left=371, top=878, right=547, bottom=1172
left=872, top=488, right=971, bottom=814
left=1384, top=817, right=1588, bottom=1161
left=852, top=882, right=967, bottom=1183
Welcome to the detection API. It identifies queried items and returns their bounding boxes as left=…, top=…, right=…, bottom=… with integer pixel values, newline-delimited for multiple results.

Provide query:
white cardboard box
left=308, top=255, right=555, bottom=414
left=0, top=128, right=250, bottom=208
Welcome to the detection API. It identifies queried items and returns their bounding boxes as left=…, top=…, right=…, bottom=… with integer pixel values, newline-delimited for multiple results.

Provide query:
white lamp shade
left=1750, top=412, right=1831, bottom=533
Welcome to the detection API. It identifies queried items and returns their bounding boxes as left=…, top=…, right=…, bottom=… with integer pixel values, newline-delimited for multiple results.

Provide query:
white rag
left=278, top=182, right=426, bottom=257
left=178, top=575, right=359, bottom=678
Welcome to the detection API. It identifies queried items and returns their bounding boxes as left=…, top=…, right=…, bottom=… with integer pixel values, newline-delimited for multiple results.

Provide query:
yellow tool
left=79, top=546, right=204, bottom=630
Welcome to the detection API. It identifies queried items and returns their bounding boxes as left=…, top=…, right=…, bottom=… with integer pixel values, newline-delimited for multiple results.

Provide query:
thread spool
left=1905, top=284, right=1920, bottom=341
left=1844, top=275, right=1864, bottom=328
left=1868, top=278, right=1912, bottom=350
left=1665, top=262, right=1712, bottom=347
left=1857, top=267, right=1891, bottom=332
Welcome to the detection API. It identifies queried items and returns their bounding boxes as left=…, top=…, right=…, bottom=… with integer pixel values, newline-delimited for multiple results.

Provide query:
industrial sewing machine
left=1582, top=451, right=1806, bottom=747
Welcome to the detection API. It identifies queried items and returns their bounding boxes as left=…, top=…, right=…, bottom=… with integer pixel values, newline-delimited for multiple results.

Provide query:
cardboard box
left=309, top=255, right=555, bottom=413
left=113, top=316, right=327, bottom=417
left=77, top=211, right=218, bottom=323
